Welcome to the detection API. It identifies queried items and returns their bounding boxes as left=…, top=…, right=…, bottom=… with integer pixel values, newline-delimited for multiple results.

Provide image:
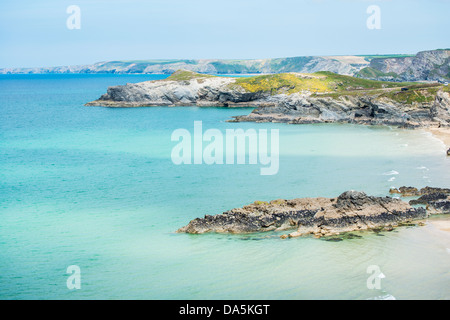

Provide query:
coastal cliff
left=356, top=49, right=450, bottom=83
left=177, top=191, right=429, bottom=238
left=87, top=70, right=450, bottom=128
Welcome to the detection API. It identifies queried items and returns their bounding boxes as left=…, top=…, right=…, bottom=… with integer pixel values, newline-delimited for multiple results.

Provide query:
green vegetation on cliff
left=231, top=73, right=331, bottom=94
left=355, top=67, right=400, bottom=79
left=229, top=71, right=412, bottom=95
left=358, top=54, right=415, bottom=62
left=164, top=70, right=448, bottom=106
left=165, top=70, right=216, bottom=81
left=379, top=84, right=449, bottom=104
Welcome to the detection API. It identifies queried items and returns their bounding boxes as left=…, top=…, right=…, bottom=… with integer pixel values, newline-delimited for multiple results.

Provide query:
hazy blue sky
left=0, top=0, right=449, bottom=68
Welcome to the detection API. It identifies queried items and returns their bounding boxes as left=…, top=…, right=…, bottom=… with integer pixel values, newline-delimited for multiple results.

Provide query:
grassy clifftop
left=230, top=71, right=449, bottom=105
left=229, top=71, right=414, bottom=94
left=165, top=70, right=216, bottom=81
left=164, top=70, right=448, bottom=105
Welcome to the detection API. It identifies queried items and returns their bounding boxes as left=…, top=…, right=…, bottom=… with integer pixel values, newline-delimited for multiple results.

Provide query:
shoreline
left=428, top=215, right=450, bottom=233
left=426, top=127, right=450, bottom=150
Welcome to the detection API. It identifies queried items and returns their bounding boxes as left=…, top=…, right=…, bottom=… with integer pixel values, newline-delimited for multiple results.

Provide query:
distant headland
left=2, top=49, right=449, bottom=83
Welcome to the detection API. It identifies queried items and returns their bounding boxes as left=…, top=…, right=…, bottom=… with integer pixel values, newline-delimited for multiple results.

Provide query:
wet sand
left=429, top=217, right=450, bottom=233
left=427, top=127, right=450, bottom=149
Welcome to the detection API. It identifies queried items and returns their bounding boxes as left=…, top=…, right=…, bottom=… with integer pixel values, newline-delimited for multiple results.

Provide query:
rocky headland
left=86, top=70, right=450, bottom=130
left=176, top=191, right=434, bottom=238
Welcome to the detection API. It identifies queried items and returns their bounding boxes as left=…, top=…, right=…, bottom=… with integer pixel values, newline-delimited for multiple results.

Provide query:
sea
left=0, top=74, right=449, bottom=300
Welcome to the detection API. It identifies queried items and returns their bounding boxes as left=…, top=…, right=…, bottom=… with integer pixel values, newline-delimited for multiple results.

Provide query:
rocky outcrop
left=428, top=200, right=450, bottom=214
left=87, top=74, right=238, bottom=107
left=86, top=70, right=450, bottom=128
left=177, top=191, right=428, bottom=237
left=389, top=186, right=450, bottom=215
left=389, top=186, right=421, bottom=196
left=230, top=91, right=450, bottom=128
left=409, top=193, right=448, bottom=205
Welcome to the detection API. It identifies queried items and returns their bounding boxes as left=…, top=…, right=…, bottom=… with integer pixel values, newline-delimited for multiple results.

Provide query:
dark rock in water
left=389, top=186, right=420, bottom=196
left=409, top=192, right=448, bottom=205
left=419, top=186, right=450, bottom=195
left=391, top=186, right=450, bottom=214
left=390, top=186, right=450, bottom=197
left=427, top=200, right=450, bottom=214
left=324, top=233, right=363, bottom=242
left=325, top=237, right=344, bottom=242
left=177, top=191, right=428, bottom=237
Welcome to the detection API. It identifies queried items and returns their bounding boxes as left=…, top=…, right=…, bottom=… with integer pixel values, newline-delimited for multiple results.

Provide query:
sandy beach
left=430, top=219, right=450, bottom=232
left=426, top=127, right=450, bottom=150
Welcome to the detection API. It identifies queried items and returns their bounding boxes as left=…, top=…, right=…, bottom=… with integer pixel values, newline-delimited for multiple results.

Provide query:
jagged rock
left=392, top=186, right=450, bottom=214
left=176, top=191, right=428, bottom=236
left=427, top=200, right=450, bottom=214
left=389, top=186, right=420, bottom=196
left=409, top=193, right=448, bottom=205
left=392, top=186, right=450, bottom=197
left=419, top=186, right=450, bottom=195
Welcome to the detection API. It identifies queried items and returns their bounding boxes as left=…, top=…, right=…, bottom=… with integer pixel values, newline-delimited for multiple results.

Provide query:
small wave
left=416, top=166, right=429, bottom=171
left=367, top=293, right=396, bottom=300
left=388, top=177, right=396, bottom=182
left=380, top=294, right=395, bottom=300
left=383, top=170, right=399, bottom=176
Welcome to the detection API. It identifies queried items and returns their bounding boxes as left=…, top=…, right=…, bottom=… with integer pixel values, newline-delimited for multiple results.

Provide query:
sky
left=0, top=0, right=449, bottom=68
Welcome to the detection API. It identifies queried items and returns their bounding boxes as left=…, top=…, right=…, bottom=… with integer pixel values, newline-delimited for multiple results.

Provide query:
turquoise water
left=0, top=74, right=449, bottom=300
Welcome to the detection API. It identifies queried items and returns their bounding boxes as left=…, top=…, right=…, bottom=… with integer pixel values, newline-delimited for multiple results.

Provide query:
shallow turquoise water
left=0, top=74, right=449, bottom=300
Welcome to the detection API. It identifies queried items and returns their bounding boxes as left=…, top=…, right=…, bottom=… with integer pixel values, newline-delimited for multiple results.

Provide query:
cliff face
left=86, top=70, right=450, bottom=128
left=233, top=88, right=450, bottom=128
left=91, top=74, right=238, bottom=107
left=357, top=50, right=450, bottom=82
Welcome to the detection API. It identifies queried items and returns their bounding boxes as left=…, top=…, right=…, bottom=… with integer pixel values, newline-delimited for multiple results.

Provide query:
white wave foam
left=383, top=170, right=399, bottom=176
left=367, top=293, right=396, bottom=300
